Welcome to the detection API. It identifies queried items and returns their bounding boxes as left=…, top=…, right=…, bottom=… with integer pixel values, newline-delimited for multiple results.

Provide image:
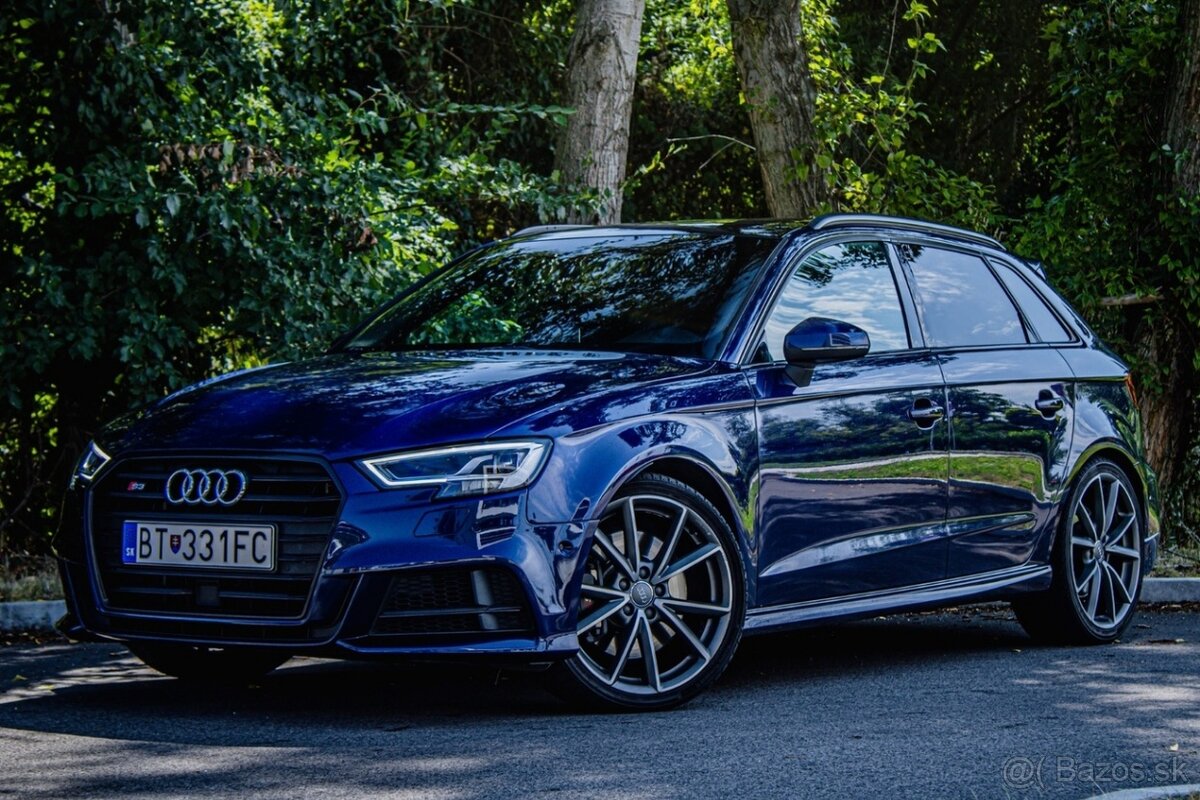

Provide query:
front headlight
left=71, top=441, right=111, bottom=488
left=359, top=441, right=550, bottom=498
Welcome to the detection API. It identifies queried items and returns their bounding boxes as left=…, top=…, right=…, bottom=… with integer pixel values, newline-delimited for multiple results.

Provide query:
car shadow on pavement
left=0, top=605, right=1080, bottom=741
left=2, top=607, right=1197, bottom=799
left=726, top=605, right=1033, bottom=684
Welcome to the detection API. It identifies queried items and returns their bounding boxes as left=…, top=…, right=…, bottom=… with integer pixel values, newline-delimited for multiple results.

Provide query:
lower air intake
left=371, top=566, right=534, bottom=641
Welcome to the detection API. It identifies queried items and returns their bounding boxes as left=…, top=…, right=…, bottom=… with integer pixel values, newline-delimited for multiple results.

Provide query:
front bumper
left=57, top=454, right=586, bottom=660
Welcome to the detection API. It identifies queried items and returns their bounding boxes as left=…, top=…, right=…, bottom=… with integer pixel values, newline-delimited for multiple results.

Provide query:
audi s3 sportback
left=57, top=214, right=1160, bottom=710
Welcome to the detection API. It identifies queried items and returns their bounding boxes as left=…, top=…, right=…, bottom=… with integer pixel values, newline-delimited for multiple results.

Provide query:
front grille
left=371, top=566, right=534, bottom=640
left=90, top=456, right=341, bottom=619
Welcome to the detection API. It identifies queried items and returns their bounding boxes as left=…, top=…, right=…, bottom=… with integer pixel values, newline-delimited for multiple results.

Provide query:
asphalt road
left=1, top=605, right=1198, bottom=800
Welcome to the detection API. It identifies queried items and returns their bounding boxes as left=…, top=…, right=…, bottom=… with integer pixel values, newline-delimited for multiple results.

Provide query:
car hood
left=101, top=350, right=713, bottom=459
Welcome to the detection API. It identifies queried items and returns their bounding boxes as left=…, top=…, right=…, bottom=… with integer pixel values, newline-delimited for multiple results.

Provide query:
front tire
left=1013, top=458, right=1144, bottom=644
left=552, top=473, right=746, bottom=711
left=128, top=642, right=289, bottom=684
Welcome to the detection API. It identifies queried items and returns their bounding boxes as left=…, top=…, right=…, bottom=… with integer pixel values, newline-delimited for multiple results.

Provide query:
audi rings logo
left=164, top=468, right=248, bottom=506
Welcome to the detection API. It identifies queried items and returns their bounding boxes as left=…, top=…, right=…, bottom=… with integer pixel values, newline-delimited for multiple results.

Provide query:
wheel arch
left=582, top=448, right=758, bottom=603
left=554, top=454, right=752, bottom=709
left=629, top=456, right=746, bottom=546
left=1055, top=441, right=1156, bottom=559
left=1065, top=442, right=1148, bottom=523
left=1014, top=439, right=1149, bottom=643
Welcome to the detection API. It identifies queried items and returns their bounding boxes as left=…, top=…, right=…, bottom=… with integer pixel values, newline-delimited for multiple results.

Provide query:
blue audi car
left=57, top=214, right=1159, bottom=710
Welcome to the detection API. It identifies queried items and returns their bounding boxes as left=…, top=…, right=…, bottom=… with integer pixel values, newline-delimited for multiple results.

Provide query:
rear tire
left=128, top=642, right=289, bottom=684
left=551, top=473, right=746, bottom=711
left=1012, top=458, right=1144, bottom=644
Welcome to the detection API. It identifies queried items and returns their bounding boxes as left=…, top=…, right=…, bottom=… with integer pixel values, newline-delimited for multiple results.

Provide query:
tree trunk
left=726, top=0, right=830, bottom=218
left=1168, top=0, right=1200, bottom=194
left=555, top=0, right=645, bottom=225
left=1139, top=0, right=1200, bottom=494
left=1135, top=317, right=1194, bottom=494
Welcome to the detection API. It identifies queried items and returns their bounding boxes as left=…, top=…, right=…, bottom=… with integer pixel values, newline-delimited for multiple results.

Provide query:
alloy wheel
left=1068, top=471, right=1141, bottom=630
left=575, top=493, right=735, bottom=696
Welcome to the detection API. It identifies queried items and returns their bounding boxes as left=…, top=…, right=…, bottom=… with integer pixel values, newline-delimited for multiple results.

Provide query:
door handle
left=1035, top=390, right=1064, bottom=416
left=908, top=398, right=945, bottom=427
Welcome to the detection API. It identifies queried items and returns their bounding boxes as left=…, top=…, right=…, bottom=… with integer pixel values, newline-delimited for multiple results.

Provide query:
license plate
left=121, top=521, right=276, bottom=571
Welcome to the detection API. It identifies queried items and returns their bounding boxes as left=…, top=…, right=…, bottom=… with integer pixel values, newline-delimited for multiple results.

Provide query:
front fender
left=526, top=412, right=757, bottom=528
left=524, top=408, right=760, bottom=597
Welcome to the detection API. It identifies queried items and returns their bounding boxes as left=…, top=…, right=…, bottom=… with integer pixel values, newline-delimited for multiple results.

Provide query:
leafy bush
left=804, top=0, right=1001, bottom=230
left=1015, top=0, right=1200, bottom=543
left=3, top=0, right=1199, bottom=561
left=0, top=0, right=588, bottom=560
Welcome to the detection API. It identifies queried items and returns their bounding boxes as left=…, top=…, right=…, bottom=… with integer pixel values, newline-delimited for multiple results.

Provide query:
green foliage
left=825, top=0, right=1055, bottom=211
left=0, top=0, right=588, bottom=557
left=1014, top=0, right=1186, bottom=357
left=3, top=0, right=1199, bottom=556
left=803, top=0, right=1001, bottom=230
left=625, top=0, right=1003, bottom=227
left=624, top=0, right=764, bottom=220
left=1015, top=0, right=1200, bottom=542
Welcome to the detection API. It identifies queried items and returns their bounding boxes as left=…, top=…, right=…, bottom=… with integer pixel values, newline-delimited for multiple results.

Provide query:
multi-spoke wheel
left=1067, top=469, right=1142, bottom=629
left=1013, top=458, right=1144, bottom=644
left=553, top=473, right=745, bottom=710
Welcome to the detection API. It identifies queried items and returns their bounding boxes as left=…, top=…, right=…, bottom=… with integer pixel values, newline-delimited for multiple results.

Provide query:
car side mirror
left=783, top=317, right=870, bottom=387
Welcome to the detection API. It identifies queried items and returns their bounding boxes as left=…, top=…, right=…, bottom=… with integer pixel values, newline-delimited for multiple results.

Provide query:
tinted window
left=346, top=232, right=777, bottom=359
left=992, top=262, right=1073, bottom=342
left=761, top=241, right=909, bottom=361
left=901, top=244, right=1027, bottom=347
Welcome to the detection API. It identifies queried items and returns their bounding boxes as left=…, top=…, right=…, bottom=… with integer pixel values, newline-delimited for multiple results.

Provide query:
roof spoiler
left=1022, top=259, right=1047, bottom=277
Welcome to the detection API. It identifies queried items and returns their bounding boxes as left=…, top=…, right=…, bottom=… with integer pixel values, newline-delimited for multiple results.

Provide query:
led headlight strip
left=359, top=441, right=549, bottom=498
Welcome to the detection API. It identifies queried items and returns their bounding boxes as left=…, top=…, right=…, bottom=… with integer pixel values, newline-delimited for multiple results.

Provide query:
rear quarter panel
left=1056, top=346, right=1161, bottom=543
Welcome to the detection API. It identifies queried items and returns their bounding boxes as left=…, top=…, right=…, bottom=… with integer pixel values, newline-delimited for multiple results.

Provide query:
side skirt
left=744, top=563, right=1052, bottom=635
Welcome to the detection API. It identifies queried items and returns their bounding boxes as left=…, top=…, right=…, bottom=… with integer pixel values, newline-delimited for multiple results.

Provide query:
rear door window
left=900, top=244, right=1027, bottom=348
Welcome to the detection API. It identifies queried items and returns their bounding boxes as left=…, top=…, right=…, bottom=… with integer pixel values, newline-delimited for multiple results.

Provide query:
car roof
left=512, top=213, right=1007, bottom=253
left=509, top=220, right=801, bottom=240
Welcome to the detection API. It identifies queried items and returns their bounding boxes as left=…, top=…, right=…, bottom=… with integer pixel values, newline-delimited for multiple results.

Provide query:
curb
left=1141, top=578, right=1200, bottom=604
left=1083, top=783, right=1200, bottom=800
left=1, top=579, right=1198, bottom=633
left=0, top=599, right=65, bottom=632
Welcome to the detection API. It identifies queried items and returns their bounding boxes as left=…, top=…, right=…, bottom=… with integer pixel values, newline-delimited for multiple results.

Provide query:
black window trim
left=885, top=241, right=927, bottom=350
left=741, top=232, right=921, bottom=367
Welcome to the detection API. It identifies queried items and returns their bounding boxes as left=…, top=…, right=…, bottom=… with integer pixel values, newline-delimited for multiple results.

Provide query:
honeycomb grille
left=90, top=456, right=341, bottom=619
left=372, top=566, right=533, bottom=640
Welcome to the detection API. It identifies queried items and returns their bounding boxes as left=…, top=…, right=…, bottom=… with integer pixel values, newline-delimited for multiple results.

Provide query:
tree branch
left=1098, top=293, right=1163, bottom=307
left=665, top=134, right=756, bottom=151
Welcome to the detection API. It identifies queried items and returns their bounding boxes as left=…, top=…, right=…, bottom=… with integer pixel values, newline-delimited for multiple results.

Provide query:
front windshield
left=344, top=230, right=777, bottom=359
